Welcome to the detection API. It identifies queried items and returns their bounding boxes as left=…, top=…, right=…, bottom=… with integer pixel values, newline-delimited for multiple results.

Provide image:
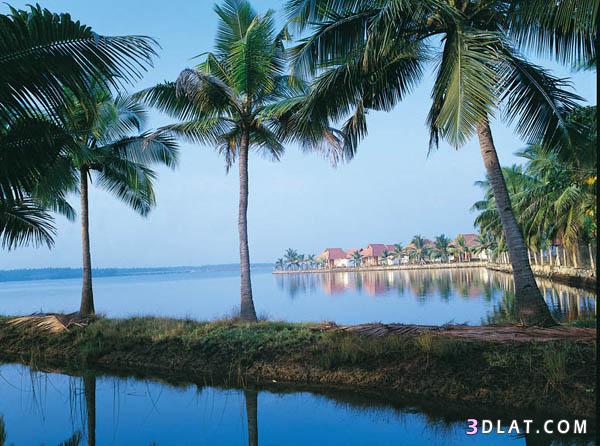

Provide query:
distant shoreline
left=0, top=264, right=273, bottom=283
left=272, top=261, right=487, bottom=274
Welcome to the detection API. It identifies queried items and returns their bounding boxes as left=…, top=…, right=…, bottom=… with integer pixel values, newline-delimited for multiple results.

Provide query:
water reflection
left=275, top=268, right=596, bottom=323
left=0, top=363, right=595, bottom=445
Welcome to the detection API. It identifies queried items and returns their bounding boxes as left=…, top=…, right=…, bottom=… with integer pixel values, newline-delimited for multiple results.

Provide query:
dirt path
left=325, top=323, right=596, bottom=342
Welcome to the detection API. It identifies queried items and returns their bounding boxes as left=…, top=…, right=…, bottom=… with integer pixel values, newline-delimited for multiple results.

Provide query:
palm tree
left=455, top=235, right=470, bottom=263
left=284, top=0, right=594, bottom=326
left=434, top=235, right=451, bottom=262
left=306, top=254, right=316, bottom=269
left=284, top=248, right=299, bottom=270
left=407, top=235, right=429, bottom=264
left=473, top=233, right=496, bottom=262
left=392, top=243, right=404, bottom=264
left=473, top=108, right=596, bottom=270
left=57, top=86, right=177, bottom=316
left=138, top=0, right=343, bottom=321
left=274, top=258, right=284, bottom=270
left=0, top=5, right=157, bottom=249
left=351, top=250, right=362, bottom=267
left=380, top=249, right=393, bottom=266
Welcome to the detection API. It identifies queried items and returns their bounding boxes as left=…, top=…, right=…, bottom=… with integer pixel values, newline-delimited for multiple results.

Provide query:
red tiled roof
left=320, top=248, right=347, bottom=260
left=362, top=244, right=387, bottom=258
left=346, top=248, right=362, bottom=258
left=385, top=244, right=397, bottom=251
left=457, top=233, right=478, bottom=248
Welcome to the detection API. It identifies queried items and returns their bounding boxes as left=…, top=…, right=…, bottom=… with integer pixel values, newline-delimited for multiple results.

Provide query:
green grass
left=0, top=315, right=596, bottom=416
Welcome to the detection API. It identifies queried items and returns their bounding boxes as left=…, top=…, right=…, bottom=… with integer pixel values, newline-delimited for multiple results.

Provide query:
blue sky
left=2, top=0, right=596, bottom=269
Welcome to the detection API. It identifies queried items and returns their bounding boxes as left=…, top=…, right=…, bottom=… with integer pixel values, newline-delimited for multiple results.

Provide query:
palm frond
left=103, top=131, right=179, bottom=169
left=161, top=118, right=234, bottom=147
left=499, top=52, right=582, bottom=150
left=0, top=5, right=157, bottom=127
left=176, top=68, right=242, bottom=115
left=134, top=82, right=203, bottom=121
left=507, top=0, right=597, bottom=67
left=0, top=198, right=55, bottom=249
left=96, top=159, right=157, bottom=216
left=428, top=29, right=499, bottom=149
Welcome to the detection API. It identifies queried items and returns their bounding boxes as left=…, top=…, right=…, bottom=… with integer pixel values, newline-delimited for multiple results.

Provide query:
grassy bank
left=0, top=316, right=595, bottom=417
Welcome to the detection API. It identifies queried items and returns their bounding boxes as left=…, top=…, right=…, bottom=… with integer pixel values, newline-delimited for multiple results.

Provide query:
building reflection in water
left=275, top=268, right=596, bottom=323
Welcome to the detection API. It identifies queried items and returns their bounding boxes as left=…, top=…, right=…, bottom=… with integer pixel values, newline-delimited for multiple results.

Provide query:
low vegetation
left=0, top=316, right=595, bottom=417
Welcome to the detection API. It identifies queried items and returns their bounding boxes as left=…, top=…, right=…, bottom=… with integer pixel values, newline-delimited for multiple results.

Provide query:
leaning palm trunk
left=588, top=244, right=595, bottom=270
left=476, top=121, right=555, bottom=326
left=238, top=132, right=257, bottom=322
left=79, top=168, right=95, bottom=317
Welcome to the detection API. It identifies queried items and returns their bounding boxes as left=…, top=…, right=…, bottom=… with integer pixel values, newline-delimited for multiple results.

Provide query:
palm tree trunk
left=571, top=247, right=579, bottom=268
left=238, top=131, right=257, bottom=322
left=244, top=389, right=258, bottom=446
left=588, top=243, right=595, bottom=270
left=79, top=167, right=95, bottom=317
left=476, top=121, right=555, bottom=326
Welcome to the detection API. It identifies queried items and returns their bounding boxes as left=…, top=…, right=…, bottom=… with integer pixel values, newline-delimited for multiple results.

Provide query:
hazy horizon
left=2, top=0, right=596, bottom=269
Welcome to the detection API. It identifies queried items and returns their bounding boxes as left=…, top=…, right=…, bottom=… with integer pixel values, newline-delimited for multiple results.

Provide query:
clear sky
left=2, top=0, right=596, bottom=269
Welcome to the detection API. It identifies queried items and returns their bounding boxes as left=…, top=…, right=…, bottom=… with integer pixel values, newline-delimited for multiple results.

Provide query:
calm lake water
left=0, top=267, right=595, bottom=324
left=0, top=363, right=594, bottom=446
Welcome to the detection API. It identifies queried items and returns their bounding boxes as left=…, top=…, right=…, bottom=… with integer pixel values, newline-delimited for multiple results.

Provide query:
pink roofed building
left=317, top=248, right=348, bottom=268
left=360, top=244, right=388, bottom=266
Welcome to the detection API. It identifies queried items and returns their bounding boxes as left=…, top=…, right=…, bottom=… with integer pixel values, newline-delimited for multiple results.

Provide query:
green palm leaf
left=0, top=198, right=55, bottom=249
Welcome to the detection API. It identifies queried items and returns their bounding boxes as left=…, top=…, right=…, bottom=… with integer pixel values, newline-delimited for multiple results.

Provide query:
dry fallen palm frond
left=7, top=312, right=88, bottom=333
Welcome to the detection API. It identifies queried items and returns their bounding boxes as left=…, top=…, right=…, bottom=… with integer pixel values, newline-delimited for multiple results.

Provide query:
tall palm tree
left=351, top=250, right=362, bottom=267
left=407, top=235, right=429, bottom=264
left=473, top=233, right=496, bottom=262
left=285, top=0, right=595, bottom=326
left=473, top=108, right=596, bottom=270
left=297, top=253, right=306, bottom=270
left=0, top=5, right=157, bottom=249
left=392, top=243, right=404, bottom=264
left=434, top=234, right=451, bottom=262
left=274, top=258, right=284, bottom=270
left=138, top=0, right=343, bottom=321
left=57, top=86, right=177, bottom=316
left=380, top=249, right=393, bottom=265
left=455, top=235, right=470, bottom=263
left=284, top=248, right=299, bottom=270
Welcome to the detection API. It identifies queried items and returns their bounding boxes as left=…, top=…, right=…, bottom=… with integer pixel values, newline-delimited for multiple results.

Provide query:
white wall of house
left=334, top=258, right=350, bottom=267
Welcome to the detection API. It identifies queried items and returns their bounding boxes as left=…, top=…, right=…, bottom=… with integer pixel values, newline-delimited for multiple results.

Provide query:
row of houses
left=317, top=234, right=485, bottom=268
